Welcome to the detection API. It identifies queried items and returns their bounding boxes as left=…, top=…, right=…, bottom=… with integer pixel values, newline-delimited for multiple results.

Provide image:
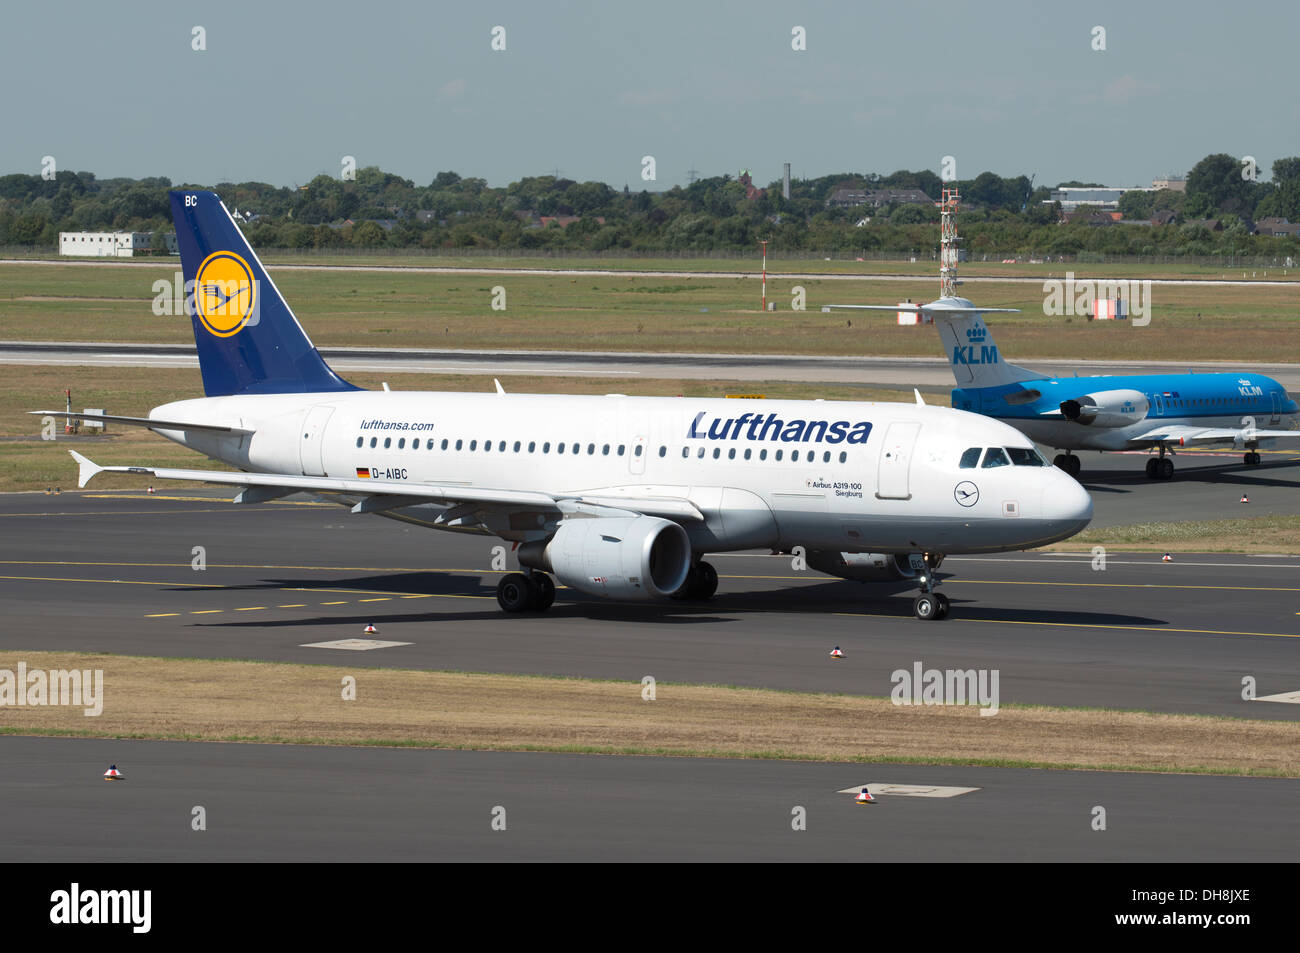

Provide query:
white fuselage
left=151, top=390, right=1092, bottom=555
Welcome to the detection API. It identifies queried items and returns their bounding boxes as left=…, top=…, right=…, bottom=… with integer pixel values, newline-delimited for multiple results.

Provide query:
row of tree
left=2, top=154, right=1298, bottom=257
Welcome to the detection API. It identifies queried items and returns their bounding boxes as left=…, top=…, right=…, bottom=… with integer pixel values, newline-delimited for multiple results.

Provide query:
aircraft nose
left=1042, top=470, right=1093, bottom=534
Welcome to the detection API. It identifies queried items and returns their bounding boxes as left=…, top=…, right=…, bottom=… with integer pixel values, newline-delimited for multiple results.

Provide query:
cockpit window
left=959, top=447, right=982, bottom=469
left=981, top=447, right=1011, bottom=468
left=1006, top=446, right=1049, bottom=466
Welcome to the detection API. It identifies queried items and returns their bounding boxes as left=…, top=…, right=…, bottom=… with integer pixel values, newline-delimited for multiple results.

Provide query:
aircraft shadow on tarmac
left=1079, top=457, right=1300, bottom=492
left=175, top=572, right=1166, bottom=629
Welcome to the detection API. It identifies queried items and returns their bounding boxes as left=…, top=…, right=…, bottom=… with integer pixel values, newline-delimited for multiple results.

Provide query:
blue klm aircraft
left=827, top=296, right=1300, bottom=480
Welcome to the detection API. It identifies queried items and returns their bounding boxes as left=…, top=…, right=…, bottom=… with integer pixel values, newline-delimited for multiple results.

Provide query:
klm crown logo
left=966, top=325, right=987, bottom=343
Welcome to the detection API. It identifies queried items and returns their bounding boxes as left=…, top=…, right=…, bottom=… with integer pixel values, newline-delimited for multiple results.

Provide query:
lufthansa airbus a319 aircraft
left=45, top=191, right=1092, bottom=620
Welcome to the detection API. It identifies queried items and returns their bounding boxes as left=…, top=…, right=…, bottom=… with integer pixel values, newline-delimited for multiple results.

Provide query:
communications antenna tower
left=937, top=187, right=960, bottom=298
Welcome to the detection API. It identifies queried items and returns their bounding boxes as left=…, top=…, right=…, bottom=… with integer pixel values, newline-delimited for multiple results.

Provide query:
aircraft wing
left=68, top=452, right=703, bottom=522
left=1127, top=424, right=1300, bottom=447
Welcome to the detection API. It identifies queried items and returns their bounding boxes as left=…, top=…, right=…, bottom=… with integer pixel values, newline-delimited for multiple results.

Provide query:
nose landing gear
left=912, top=554, right=949, bottom=620
left=1052, top=453, right=1082, bottom=478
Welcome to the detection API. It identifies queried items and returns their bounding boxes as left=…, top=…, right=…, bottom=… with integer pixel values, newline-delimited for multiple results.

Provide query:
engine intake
left=517, top=516, right=692, bottom=601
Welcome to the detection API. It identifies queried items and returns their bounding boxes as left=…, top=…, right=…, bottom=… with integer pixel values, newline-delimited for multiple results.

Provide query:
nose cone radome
left=1041, top=470, right=1093, bottom=540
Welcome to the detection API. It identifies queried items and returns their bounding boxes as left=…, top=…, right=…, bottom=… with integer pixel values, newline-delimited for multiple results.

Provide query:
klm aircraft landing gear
left=1244, top=450, right=1261, bottom=466
left=1052, top=453, right=1082, bottom=478
left=912, top=554, right=949, bottom=621
left=497, top=571, right=555, bottom=613
left=671, top=560, right=718, bottom=601
left=1145, top=447, right=1174, bottom=480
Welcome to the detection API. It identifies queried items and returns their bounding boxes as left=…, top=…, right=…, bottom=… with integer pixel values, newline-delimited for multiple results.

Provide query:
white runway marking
left=1254, top=691, right=1300, bottom=704
left=300, top=639, right=413, bottom=651
left=837, top=783, right=980, bottom=798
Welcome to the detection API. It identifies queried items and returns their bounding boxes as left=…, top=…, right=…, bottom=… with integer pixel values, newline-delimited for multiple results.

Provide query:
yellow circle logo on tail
left=194, top=251, right=257, bottom=336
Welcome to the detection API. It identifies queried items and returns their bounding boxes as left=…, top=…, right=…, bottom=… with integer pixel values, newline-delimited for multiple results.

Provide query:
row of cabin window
left=355, top=434, right=849, bottom=464
left=1161, top=395, right=1270, bottom=409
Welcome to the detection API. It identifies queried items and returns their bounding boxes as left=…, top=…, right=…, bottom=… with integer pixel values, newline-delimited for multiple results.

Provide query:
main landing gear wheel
left=498, top=572, right=556, bottom=613
left=671, top=561, right=719, bottom=601
left=1244, top=451, right=1261, bottom=466
left=497, top=573, right=533, bottom=613
left=1145, top=457, right=1174, bottom=479
left=1053, top=453, right=1082, bottom=478
left=529, top=573, right=556, bottom=611
left=914, top=595, right=938, bottom=620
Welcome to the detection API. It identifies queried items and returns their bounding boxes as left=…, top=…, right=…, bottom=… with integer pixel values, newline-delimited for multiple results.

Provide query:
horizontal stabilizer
left=32, top=411, right=252, bottom=435
left=821, top=304, right=1020, bottom=314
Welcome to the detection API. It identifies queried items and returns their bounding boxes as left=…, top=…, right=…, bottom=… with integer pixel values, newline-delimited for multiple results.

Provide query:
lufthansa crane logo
left=193, top=251, right=257, bottom=337
left=954, top=481, right=979, bottom=507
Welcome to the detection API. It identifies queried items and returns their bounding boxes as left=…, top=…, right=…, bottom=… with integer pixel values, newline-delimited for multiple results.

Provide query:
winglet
left=494, top=378, right=506, bottom=395
left=914, top=389, right=926, bottom=406
left=68, top=450, right=104, bottom=488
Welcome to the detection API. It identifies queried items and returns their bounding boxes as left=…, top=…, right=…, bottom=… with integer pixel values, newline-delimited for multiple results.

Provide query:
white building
left=59, top=231, right=155, bottom=257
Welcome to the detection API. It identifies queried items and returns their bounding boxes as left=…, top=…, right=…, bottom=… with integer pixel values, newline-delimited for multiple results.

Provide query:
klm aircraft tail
left=169, top=190, right=358, bottom=397
left=926, top=297, right=1038, bottom=388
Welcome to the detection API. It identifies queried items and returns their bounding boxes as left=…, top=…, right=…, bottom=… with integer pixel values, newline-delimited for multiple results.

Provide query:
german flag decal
left=356, top=467, right=372, bottom=479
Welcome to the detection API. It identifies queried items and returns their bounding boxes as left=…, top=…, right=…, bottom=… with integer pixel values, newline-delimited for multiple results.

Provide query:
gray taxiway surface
left=3, top=736, right=1296, bottom=861
left=2, top=448, right=1298, bottom=720
left=4, top=451, right=1299, bottom=862
left=5, top=340, right=1300, bottom=392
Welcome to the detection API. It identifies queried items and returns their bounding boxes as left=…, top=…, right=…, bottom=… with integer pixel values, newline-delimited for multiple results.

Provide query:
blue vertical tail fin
left=169, top=189, right=358, bottom=396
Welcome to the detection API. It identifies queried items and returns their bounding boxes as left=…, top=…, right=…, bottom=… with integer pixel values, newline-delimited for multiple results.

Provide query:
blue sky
left=4, top=0, right=1296, bottom=189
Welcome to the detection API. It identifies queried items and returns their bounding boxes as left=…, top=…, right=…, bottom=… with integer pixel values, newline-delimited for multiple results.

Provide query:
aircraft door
left=299, top=406, right=334, bottom=477
left=1271, top=393, right=1282, bottom=425
left=629, top=434, right=647, bottom=475
left=876, top=421, right=921, bottom=500
left=1153, top=395, right=1164, bottom=417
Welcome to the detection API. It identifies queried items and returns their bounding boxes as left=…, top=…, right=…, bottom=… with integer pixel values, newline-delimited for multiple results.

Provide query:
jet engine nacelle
left=804, top=551, right=923, bottom=582
left=517, top=516, right=692, bottom=601
left=1059, top=389, right=1149, bottom=427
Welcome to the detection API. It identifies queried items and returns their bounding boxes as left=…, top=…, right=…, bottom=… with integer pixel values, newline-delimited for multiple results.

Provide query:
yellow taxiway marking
left=233, top=606, right=265, bottom=612
left=956, top=578, right=1300, bottom=593
left=84, top=494, right=329, bottom=506
left=359, top=597, right=390, bottom=602
left=145, top=612, right=180, bottom=618
left=0, top=509, right=235, bottom=518
left=0, top=574, right=225, bottom=588
left=0, top=560, right=503, bottom=575
left=833, top=612, right=1300, bottom=640
left=190, top=610, right=222, bottom=615
left=320, top=601, right=349, bottom=605
left=276, top=604, right=307, bottom=608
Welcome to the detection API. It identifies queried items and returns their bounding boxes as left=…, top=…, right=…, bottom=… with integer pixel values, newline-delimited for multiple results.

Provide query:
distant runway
left=6, top=341, right=1300, bottom=391
left=6, top=256, right=1300, bottom=288
left=3, top=736, right=1296, bottom=861
left=2, top=451, right=1298, bottom=719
